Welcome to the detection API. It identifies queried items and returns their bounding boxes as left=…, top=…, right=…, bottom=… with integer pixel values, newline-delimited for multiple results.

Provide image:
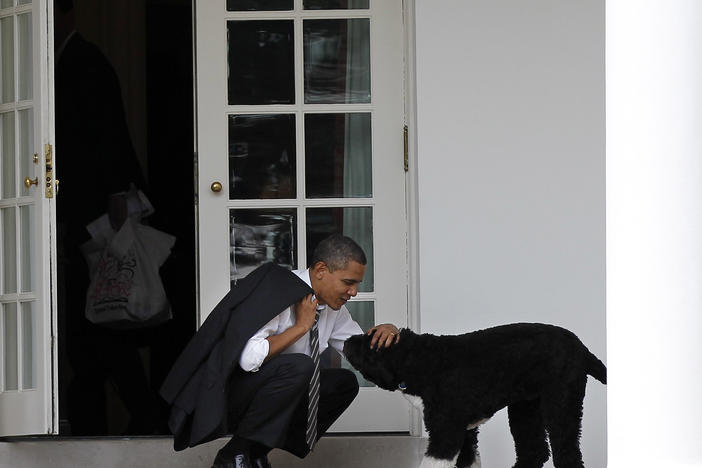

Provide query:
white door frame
left=0, top=0, right=58, bottom=436
left=401, top=0, right=422, bottom=438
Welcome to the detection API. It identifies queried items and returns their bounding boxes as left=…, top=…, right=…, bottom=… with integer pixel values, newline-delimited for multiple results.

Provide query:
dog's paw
left=418, top=455, right=458, bottom=468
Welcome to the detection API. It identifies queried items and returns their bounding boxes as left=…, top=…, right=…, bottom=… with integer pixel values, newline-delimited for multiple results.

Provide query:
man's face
left=311, top=260, right=366, bottom=310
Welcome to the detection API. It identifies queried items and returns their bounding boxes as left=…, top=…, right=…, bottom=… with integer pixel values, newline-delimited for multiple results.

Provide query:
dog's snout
left=342, top=336, right=355, bottom=358
left=342, top=334, right=364, bottom=362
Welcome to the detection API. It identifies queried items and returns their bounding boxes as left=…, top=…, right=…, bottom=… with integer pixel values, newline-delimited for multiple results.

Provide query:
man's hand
left=264, top=294, right=319, bottom=363
left=294, top=293, right=319, bottom=332
left=367, top=323, right=400, bottom=350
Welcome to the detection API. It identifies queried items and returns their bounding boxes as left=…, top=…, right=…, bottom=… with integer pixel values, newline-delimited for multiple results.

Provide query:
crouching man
left=160, top=234, right=400, bottom=468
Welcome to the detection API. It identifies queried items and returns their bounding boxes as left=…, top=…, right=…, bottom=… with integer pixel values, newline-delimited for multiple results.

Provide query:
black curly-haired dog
left=343, top=323, right=606, bottom=468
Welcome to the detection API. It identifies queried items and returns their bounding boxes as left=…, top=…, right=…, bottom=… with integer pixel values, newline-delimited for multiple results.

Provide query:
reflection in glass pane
left=304, top=0, right=369, bottom=9
left=3, top=208, right=17, bottom=294
left=228, top=20, right=294, bottom=105
left=227, top=0, right=292, bottom=11
left=20, top=205, right=32, bottom=292
left=19, top=109, right=33, bottom=197
left=18, top=0, right=31, bottom=5
left=229, top=114, right=296, bottom=199
left=342, top=301, right=374, bottom=386
left=4, top=302, right=18, bottom=391
left=21, top=302, right=34, bottom=389
left=1, top=16, right=14, bottom=104
left=304, top=19, right=370, bottom=104
left=230, top=208, right=297, bottom=284
left=1, top=0, right=15, bottom=9
left=306, top=206, right=373, bottom=291
left=346, top=300, right=374, bottom=331
left=18, top=13, right=32, bottom=101
left=305, top=113, right=372, bottom=198
left=2, top=112, right=16, bottom=198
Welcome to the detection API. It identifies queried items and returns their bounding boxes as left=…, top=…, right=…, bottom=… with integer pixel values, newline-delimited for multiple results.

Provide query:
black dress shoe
left=252, top=455, right=272, bottom=468
left=212, top=452, right=252, bottom=468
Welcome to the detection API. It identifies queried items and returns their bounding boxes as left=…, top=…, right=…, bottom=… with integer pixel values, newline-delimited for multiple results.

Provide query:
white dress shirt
left=238, top=269, right=363, bottom=372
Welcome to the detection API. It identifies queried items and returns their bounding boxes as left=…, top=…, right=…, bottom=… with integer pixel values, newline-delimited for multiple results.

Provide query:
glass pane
left=18, top=13, right=32, bottom=101
left=230, top=208, right=297, bottom=283
left=227, top=0, right=293, bottom=11
left=20, top=205, right=32, bottom=292
left=2, top=112, right=16, bottom=198
left=21, top=302, right=34, bottom=389
left=1, top=0, right=15, bottom=9
left=18, top=109, right=33, bottom=197
left=305, top=113, right=372, bottom=198
left=342, top=301, right=374, bottom=386
left=228, top=114, right=296, bottom=199
left=304, top=19, right=370, bottom=104
left=3, top=207, right=17, bottom=294
left=227, top=20, right=294, bottom=105
left=346, top=300, right=374, bottom=331
left=4, top=302, right=18, bottom=391
left=1, top=16, right=14, bottom=104
left=18, top=0, right=31, bottom=5
left=304, top=0, right=370, bottom=9
left=306, top=206, right=373, bottom=291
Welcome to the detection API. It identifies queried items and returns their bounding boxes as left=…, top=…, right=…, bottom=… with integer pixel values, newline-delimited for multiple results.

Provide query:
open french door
left=195, top=0, right=409, bottom=432
left=0, top=0, right=57, bottom=436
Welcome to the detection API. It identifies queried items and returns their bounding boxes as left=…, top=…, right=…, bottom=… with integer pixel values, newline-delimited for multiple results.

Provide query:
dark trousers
left=227, top=353, right=359, bottom=458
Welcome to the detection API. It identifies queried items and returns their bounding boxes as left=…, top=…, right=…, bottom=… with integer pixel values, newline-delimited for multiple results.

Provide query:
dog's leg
left=455, top=428, right=481, bottom=468
left=420, top=410, right=465, bottom=468
left=541, top=375, right=587, bottom=468
left=508, top=399, right=550, bottom=468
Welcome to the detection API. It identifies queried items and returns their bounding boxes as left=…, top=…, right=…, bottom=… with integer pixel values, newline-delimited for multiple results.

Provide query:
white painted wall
left=413, top=1, right=606, bottom=466
left=607, top=1, right=702, bottom=466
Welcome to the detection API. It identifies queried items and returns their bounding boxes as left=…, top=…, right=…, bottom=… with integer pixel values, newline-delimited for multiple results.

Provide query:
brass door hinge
left=403, top=125, right=409, bottom=172
left=45, top=143, right=54, bottom=198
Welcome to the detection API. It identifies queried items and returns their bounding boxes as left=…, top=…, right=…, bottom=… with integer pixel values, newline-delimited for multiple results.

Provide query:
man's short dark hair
left=310, top=234, right=367, bottom=272
left=55, top=0, right=73, bottom=13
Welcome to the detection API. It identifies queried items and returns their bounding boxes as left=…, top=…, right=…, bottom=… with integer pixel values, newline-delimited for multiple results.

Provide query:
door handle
left=24, top=176, right=38, bottom=188
left=211, top=181, right=223, bottom=193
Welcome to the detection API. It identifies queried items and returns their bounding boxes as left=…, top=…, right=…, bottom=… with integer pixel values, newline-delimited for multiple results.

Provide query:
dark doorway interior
left=55, top=0, right=195, bottom=436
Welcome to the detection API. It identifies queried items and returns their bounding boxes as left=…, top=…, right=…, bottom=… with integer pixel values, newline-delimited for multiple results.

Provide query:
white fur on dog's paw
left=418, top=455, right=458, bottom=468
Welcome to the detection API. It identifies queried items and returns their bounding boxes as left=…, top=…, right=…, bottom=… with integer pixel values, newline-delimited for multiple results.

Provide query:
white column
left=607, top=1, right=702, bottom=466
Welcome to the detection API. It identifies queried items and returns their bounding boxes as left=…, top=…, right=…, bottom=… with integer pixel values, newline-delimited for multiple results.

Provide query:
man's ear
left=312, top=261, right=328, bottom=279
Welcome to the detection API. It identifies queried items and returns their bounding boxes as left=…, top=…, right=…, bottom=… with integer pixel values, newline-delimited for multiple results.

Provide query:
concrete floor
left=0, top=435, right=427, bottom=468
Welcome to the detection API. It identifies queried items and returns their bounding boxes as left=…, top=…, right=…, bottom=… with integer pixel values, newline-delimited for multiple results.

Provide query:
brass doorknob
left=210, top=181, right=223, bottom=193
left=24, top=176, right=38, bottom=188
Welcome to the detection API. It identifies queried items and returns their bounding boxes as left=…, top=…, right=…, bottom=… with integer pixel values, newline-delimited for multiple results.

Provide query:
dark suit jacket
left=160, top=263, right=313, bottom=450
left=55, top=33, right=146, bottom=247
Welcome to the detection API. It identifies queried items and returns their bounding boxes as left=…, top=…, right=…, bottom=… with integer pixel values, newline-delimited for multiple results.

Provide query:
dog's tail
left=586, top=351, right=607, bottom=384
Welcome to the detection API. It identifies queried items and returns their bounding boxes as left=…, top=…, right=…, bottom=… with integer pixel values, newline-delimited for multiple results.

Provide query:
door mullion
left=294, top=4, right=305, bottom=270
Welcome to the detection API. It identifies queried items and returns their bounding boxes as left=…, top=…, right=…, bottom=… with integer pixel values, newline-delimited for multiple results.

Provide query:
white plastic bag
left=82, top=217, right=175, bottom=328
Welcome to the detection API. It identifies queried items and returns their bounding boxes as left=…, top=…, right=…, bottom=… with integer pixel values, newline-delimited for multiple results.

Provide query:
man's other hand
left=367, top=323, right=400, bottom=350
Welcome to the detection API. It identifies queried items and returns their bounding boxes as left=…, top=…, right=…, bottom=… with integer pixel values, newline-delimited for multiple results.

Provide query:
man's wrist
left=290, top=323, right=310, bottom=335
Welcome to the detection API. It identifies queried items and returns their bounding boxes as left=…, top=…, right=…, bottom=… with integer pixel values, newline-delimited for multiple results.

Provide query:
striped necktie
left=305, top=309, right=322, bottom=450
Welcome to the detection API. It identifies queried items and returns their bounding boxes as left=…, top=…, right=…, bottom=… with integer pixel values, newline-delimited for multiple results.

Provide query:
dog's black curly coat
left=343, top=323, right=606, bottom=468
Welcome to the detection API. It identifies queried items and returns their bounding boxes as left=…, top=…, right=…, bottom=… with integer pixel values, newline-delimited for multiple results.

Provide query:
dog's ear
left=360, top=357, right=398, bottom=391
left=358, top=345, right=402, bottom=391
left=343, top=334, right=401, bottom=391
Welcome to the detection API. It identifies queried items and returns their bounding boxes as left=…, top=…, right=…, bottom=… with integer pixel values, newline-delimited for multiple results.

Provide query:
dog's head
left=342, top=331, right=405, bottom=391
